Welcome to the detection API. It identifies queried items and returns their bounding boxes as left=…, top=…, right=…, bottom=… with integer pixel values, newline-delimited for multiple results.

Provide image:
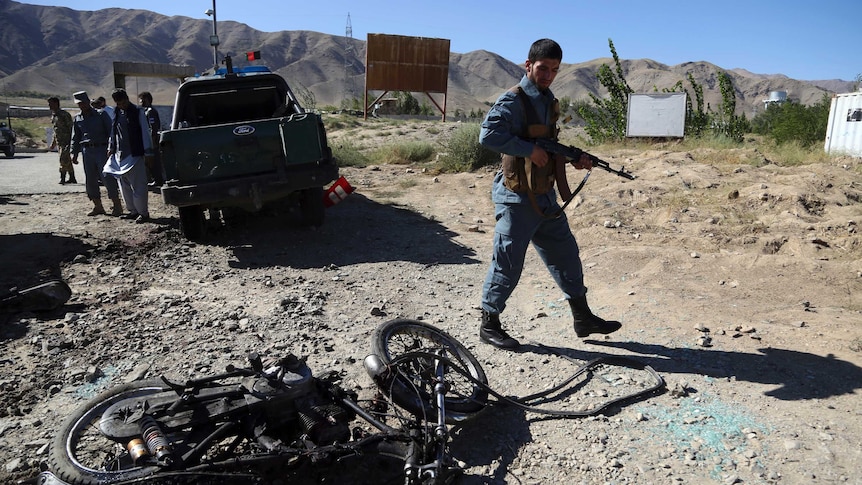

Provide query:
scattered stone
left=669, top=381, right=690, bottom=398
left=125, top=363, right=151, bottom=383
left=5, top=457, right=23, bottom=473
left=85, top=366, right=103, bottom=383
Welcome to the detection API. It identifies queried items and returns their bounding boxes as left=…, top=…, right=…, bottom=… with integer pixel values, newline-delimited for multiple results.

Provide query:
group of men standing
left=48, top=89, right=163, bottom=223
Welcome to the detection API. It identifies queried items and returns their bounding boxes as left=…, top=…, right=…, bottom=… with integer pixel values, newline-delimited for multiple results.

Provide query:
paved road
left=0, top=150, right=86, bottom=195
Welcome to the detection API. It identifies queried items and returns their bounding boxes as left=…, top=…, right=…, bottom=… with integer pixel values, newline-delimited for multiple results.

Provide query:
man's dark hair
left=528, top=39, right=562, bottom=62
left=138, top=91, right=153, bottom=103
left=47, top=96, right=60, bottom=104
left=111, top=88, right=129, bottom=102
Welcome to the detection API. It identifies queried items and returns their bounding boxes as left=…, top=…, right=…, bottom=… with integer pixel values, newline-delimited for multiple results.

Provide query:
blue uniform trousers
left=481, top=171, right=585, bottom=314
left=82, top=146, right=119, bottom=200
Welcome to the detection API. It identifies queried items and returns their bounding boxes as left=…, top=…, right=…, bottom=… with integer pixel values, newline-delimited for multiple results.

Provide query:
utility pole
left=343, top=13, right=356, bottom=105
left=204, top=0, right=219, bottom=69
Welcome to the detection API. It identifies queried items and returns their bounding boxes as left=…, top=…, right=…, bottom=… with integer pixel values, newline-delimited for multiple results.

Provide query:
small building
left=824, top=91, right=862, bottom=157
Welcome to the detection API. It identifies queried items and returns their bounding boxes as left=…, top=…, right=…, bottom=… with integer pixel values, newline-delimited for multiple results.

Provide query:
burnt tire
left=299, top=187, right=325, bottom=227
left=48, top=380, right=173, bottom=485
left=371, top=319, right=488, bottom=423
left=178, top=205, right=206, bottom=240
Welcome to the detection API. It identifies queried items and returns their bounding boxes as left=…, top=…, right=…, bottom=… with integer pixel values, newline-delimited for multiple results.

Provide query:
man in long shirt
left=476, top=38, right=621, bottom=350
left=47, top=97, right=76, bottom=185
left=104, top=88, right=153, bottom=223
left=71, top=91, right=122, bottom=216
left=138, top=91, right=164, bottom=187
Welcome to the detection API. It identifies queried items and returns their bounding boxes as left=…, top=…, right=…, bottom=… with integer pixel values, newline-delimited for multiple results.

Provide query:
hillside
left=0, top=0, right=854, bottom=116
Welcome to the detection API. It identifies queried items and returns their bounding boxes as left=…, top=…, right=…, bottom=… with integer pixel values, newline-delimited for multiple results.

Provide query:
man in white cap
left=70, top=91, right=122, bottom=216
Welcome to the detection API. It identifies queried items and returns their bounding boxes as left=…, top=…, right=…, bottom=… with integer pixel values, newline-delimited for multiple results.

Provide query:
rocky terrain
left=1, top=122, right=861, bottom=484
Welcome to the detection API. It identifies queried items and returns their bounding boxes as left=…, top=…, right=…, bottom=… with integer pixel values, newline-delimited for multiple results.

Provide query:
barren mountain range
left=0, top=0, right=855, bottom=116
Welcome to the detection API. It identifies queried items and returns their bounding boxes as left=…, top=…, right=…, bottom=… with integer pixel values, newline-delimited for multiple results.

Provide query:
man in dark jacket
left=138, top=91, right=164, bottom=187
left=104, top=88, right=154, bottom=223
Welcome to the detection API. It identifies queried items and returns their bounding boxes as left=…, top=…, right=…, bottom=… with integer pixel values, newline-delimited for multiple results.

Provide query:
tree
left=578, top=39, right=633, bottom=143
left=660, top=76, right=708, bottom=138
left=395, top=91, right=420, bottom=115
left=711, top=71, right=748, bottom=142
left=751, top=93, right=831, bottom=147
left=685, top=73, right=709, bottom=138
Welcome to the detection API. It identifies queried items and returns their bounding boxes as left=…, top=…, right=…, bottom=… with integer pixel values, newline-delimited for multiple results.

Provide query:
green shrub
left=332, top=137, right=369, bottom=167
left=438, top=123, right=499, bottom=172
left=371, top=141, right=435, bottom=164
left=751, top=94, right=830, bottom=147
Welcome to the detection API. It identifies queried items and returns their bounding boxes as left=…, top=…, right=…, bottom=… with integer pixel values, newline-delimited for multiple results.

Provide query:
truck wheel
left=299, top=187, right=325, bottom=227
left=178, top=206, right=206, bottom=240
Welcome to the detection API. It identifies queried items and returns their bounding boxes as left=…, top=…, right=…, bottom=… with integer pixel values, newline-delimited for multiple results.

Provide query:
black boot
left=59, top=172, right=66, bottom=185
left=569, top=295, right=622, bottom=338
left=67, top=170, right=77, bottom=184
left=479, top=310, right=519, bottom=349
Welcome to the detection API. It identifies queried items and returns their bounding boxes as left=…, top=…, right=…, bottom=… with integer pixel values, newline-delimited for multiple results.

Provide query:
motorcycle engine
left=249, top=357, right=353, bottom=445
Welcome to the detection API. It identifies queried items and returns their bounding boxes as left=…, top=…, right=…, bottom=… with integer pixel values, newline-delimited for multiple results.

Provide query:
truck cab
left=160, top=59, right=338, bottom=239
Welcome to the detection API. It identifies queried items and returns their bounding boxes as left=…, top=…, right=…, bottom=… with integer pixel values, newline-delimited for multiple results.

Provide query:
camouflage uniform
left=51, top=108, right=74, bottom=178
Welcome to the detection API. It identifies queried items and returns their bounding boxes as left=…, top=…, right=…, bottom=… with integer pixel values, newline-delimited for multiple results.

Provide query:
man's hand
left=530, top=144, right=549, bottom=167
left=572, top=152, right=593, bottom=170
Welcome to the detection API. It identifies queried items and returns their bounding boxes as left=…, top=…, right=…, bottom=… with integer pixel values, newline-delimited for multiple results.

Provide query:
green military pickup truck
left=160, top=59, right=338, bottom=240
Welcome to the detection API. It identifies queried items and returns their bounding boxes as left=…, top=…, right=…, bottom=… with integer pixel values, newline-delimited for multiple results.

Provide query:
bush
left=751, top=94, right=830, bottom=147
left=332, top=137, right=369, bottom=167
left=371, top=141, right=435, bottom=164
left=438, top=123, right=499, bottom=172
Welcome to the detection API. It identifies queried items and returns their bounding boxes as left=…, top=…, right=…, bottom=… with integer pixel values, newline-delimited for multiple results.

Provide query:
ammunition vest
left=500, top=85, right=562, bottom=195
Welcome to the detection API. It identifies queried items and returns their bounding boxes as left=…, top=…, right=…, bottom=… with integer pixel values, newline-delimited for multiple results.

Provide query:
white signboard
left=626, top=93, right=687, bottom=138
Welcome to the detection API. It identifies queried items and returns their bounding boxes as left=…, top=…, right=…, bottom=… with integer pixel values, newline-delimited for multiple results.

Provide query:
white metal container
left=824, top=92, right=862, bottom=157
left=768, top=91, right=787, bottom=102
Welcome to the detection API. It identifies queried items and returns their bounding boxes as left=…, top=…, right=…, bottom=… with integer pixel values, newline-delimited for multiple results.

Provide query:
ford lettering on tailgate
left=233, top=125, right=255, bottom=136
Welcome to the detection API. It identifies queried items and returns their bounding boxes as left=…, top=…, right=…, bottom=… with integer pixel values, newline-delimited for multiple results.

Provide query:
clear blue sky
left=24, top=0, right=861, bottom=81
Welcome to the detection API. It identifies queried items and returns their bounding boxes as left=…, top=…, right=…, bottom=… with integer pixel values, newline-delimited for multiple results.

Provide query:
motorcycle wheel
left=48, top=379, right=173, bottom=485
left=370, top=319, right=488, bottom=423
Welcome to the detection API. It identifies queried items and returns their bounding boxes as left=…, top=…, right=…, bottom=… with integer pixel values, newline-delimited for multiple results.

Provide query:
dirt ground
left=1, top=123, right=861, bottom=484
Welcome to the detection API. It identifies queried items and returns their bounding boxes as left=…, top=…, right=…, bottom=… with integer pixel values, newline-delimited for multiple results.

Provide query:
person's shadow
left=559, top=339, right=862, bottom=401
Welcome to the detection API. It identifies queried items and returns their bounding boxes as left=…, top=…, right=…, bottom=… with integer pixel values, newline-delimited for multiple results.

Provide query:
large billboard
left=365, top=34, right=450, bottom=93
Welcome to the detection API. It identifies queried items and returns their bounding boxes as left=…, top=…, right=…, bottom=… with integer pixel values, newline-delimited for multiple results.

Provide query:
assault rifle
left=534, top=138, right=636, bottom=180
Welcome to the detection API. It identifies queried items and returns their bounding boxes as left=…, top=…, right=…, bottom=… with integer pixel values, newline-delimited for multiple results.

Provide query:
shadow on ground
left=535, top=339, right=862, bottom=401
left=195, top=193, right=480, bottom=268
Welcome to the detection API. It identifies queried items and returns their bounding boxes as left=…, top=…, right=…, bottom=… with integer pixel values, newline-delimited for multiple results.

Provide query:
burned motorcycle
left=36, top=319, right=488, bottom=485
